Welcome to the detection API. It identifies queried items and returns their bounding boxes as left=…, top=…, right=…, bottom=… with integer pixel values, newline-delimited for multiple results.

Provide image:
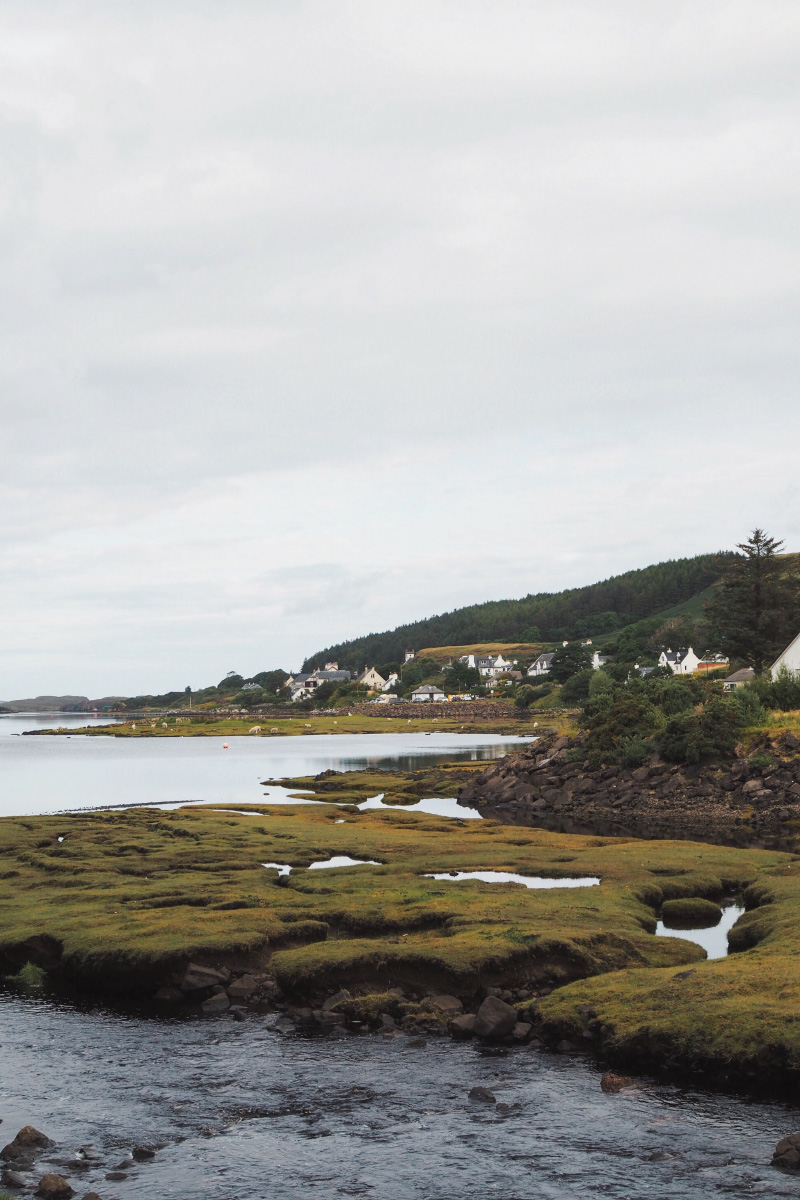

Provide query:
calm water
left=0, top=993, right=796, bottom=1200
left=0, top=732, right=531, bottom=818
left=656, top=904, right=746, bottom=960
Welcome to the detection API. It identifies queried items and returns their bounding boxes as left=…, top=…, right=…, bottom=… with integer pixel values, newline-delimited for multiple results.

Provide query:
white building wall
left=771, top=633, right=800, bottom=678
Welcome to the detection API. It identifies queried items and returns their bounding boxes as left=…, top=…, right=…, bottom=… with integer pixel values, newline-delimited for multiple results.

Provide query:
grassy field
left=414, top=643, right=543, bottom=664
left=39, top=712, right=568, bottom=738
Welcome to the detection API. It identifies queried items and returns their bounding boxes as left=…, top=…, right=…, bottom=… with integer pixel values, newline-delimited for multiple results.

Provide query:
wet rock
left=131, top=1146, right=155, bottom=1162
left=81, top=1194, right=103, bottom=1200
left=468, top=1086, right=496, bottom=1103
left=105, top=1171, right=128, bottom=1181
left=406, top=1037, right=427, bottom=1048
left=2, top=1168, right=27, bottom=1189
left=556, top=1039, right=573, bottom=1053
left=230, top=1006, right=247, bottom=1021
left=449, top=1014, right=476, bottom=1038
left=1, top=1127, right=53, bottom=1163
left=201, top=992, right=230, bottom=1015
left=180, top=964, right=229, bottom=992
left=772, top=1132, right=800, bottom=1170
left=272, top=1016, right=296, bottom=1034
left=427, top=994, right=463, bottom=1014
left=379, top=1013, right=396, bottom=1029
left=601, top=1072, right=635, bottom=1093
left=511, top=1021, right=533, bottom=1042
left=227, top=974, right=257, bottom=1001
left=473, top=996, right=518, bottom=1040
left=153, top=986, right=182, bottom=1004
left=496, top=1102, right=512, bottom=1115
left=317, top=1011, right=345, bottom=1026
left=322, top=989, right=350, bottom=1012
left=35, top=1174, right=75, bottom=1199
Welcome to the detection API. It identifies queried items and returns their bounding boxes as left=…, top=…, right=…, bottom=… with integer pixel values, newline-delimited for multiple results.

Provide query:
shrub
left=657, top=695, right=743, bottom=765
left=618, top=735, right=652, bottom=769
left=559, top=669, right=594, bottom=705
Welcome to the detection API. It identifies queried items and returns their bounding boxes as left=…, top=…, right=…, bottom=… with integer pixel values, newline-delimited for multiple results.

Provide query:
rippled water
left=0, top=994, right=795, bottom=1200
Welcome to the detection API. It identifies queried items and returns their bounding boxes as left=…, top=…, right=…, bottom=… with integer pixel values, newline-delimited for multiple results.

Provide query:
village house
left=459, top=653, right=515, bottom=678
left=696, top=653, right=730, bottom=674
left=356, top=666, right=386, bottom=691
left=771, top=632, right=800, bottom=679
left=658, top=647, right=700, bottom=675
left=527, top=653, right=554, bottom=677
left=288, top=664, right=351, bottom=701
left=411, top=684, right=447, bottom=702
left=723, top=667, right=756, bottom=691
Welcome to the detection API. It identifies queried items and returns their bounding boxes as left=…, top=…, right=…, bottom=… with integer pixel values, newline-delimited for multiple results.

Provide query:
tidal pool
left=655, top=903, right=746, bottom=959
left=423, top=870, right=600, bottom=888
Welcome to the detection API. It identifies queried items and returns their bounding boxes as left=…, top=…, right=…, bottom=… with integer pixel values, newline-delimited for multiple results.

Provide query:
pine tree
left=704, top=530, right=800, bottom=672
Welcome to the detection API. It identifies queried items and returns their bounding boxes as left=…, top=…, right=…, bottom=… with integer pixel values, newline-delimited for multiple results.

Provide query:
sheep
left=249, top=726, right=262, bottom=735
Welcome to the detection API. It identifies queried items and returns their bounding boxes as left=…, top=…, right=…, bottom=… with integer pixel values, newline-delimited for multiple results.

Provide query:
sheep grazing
left=249, top=726, right=261, bottom=735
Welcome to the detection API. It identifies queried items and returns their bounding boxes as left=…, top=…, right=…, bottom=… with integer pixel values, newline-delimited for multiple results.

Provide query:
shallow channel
left=655, top=903, right=746, bottom=959
left=0, top=992, right=797, bottom=1200
left=423, top=871, right=600, bottom=889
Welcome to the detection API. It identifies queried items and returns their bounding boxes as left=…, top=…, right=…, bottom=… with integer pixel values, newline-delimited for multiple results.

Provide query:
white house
left=357, top=666, right=386, bottom=691
left=771, top=632, right=800, bottom=679
left=459, top=653, right=515, bottom=678
left=527, top=653, right=554, bottom=677
left=658, top=647, right=700, bottom=675
left=723, top=667, right=756, bottom=691
left=381, top=672, right=400, bottom=691
left=289, top=667, right=351, bottom=701
left=591, top=651, right=611, bottom=670
left=411, top=684, right=446, bottom=702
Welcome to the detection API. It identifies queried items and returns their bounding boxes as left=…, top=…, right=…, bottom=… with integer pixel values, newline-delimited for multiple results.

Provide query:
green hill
left=303, top=553, right=732, bottom=672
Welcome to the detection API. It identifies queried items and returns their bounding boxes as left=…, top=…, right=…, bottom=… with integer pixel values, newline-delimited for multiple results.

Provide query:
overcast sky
left=2, top=0, right=799, bottom=697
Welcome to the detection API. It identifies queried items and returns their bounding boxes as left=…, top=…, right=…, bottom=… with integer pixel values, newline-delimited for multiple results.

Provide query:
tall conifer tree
left=704, top=530, right=800, bottom=672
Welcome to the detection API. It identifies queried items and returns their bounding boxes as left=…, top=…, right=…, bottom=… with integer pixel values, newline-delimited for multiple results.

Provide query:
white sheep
left=249, top=726, right=262, bottom=735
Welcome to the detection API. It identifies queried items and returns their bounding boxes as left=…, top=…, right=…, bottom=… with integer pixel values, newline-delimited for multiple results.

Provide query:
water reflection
left=424, top=870, right=600, bottom=888
left=655, top=903, right=745, bottom=959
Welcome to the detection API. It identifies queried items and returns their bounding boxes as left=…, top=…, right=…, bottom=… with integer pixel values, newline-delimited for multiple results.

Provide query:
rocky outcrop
left=458, top=731, right=800, bottom=848
left=773, top=1132, right=800, bottom=1170
left=1, top=1126, right=53, bottom=1167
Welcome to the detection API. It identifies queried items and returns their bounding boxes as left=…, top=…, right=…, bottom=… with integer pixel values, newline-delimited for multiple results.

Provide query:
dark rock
left=511, top=1021, right=533, bottom=1042
left=1, top=1127, right=53, bottom=1163
left=227, top=974, right=257, bottom=1001
left=468, top=1086, right=496, bottom=1103
left=2, top=1168, right=26, bottom=1189
left=81, top=1194, right=103, bottom=1200
left=201, top=992, right=230, bottom=1015
left=428, top=994, right=462, bottom=1014
left=322, top=989, right=350, bottom=1012
left=556, top=1039, right=573, bottom=1053
left=473, top=996, right=517, bottom=1040
left=449, top=1014, right=476, bottom=1038
left=773, top=1132, right=800, bottom=1170
left=105, top=1172, right=128, bottom=1181
left=131, top=1146, right=155, bottom=1162
left=405, top=1037, right=427, bottom=1047
left=153, top=986, right=182, bottom=1004
left=230, top=1006, right=247, bottom=1021
left=495, top=1102, right=512, bottom=1115
left=601, top=1072, right=635, bottom=1092
left=35, top=1174, right=75, bottom=1199
left=180, top=964, right=229, bottom=992
left=379, top=1013, right=396, bottom=1029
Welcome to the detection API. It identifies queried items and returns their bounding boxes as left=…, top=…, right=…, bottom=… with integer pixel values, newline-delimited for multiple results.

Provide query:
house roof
left=533, top=653, right=554, bottom=665
left=312, top=670, right=351, bottom=681
left=724, top=667, right=756, bottom=683
left=412, top=684, right=444, bottom=693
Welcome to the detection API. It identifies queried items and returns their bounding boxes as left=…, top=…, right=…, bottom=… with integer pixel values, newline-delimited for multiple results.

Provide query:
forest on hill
left=303, top=553, right=733, bottom=673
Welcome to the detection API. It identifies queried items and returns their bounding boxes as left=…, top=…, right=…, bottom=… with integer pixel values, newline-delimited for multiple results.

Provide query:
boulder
left=449, top=1014, right=476, bottom=1038
left=81, top=1194, right=103, bottom=1200
left=473, top=996, right=517, bottom=1040
left=468, top=1086, right=496, bottom=1103
left=322, top=989, right=350, bottom=1012
left=227, top=974, right=257, bottom=1001
left=600, top=1072, right=635, bottom=1093
left=201, top=992, right=230, bottom=1015
left=35, top=1175, right=75, bottom=1199
left=131, top=1146, right=155, bottom=1162
left=511, top=1021, right=533, bottom=1042
left=1, top=1127, right=53, bottom=1163
left=179, top=964, right=229, bottom=992
left=427, top=994, right=462, bottom=1014
left=152, top=986, right=182, bottom=1004
left=773, top=1132, right=800, bottom=1170
left=2, top=1168, right=27, bottom=1189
